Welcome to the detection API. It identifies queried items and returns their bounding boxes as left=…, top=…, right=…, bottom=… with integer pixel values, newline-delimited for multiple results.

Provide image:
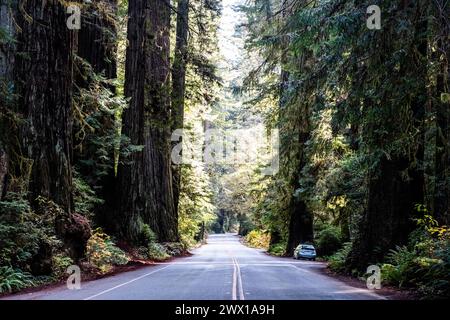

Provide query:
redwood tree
left=13, top=0, right=90, bottom=262
left=15, top=0, right=75, bottom=213
left=117, top=0, right=178, bottom=242
left=171, top=0, right=190, bottom=217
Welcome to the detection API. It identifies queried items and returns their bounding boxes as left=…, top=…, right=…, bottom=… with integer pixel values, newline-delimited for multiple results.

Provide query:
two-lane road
left=2, top=234, right=384, bottom=300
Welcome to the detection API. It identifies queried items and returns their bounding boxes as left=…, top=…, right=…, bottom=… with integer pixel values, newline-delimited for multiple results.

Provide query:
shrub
left=148, top=243, right=170, bottom=261
left=73, top=171, right=104, bottom=217
left=238, top=217, right=255, bottom=236
left=136, top=224, right=179, bottom=260
left=383, top=245, right=418, bottom=287
left=86, top=229, right=129, bottom=274
left=0, top=193, right=62, bottom=273
left=328, top=242, right=352, bottom=272
left=268, top=242, right=286, bottom=256
left=163, top=242, right=185, bottom=256
left=0, top=266, right=34, bottom=293
left=140, top=223, right=157, bottom=246
left=380, top=211, right=450, bottom=298
left=51, top=254, right=74, bottom=279
left=316, top=225, right=342, bottom=256
left=245, top=230, right=270, bottom=249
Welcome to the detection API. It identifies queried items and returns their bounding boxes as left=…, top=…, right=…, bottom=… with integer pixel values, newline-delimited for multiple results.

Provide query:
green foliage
left=163, top=242, right=186, bottom=257
left=51, top=254, right=74, bottom=279
left=0, top=266, right=34, bottom=293
left=245, top=230, right=270, bottom=249
left=268, top=242, right=287, bottom=257
left=86, top=229, right=129, bottom=274
left=179, top=165, right=215, bottom=247
left=380, top=213, right=450, bottom=297
left=238, top=214, right=255, bottom=236
left=382, top=246, right=418, bottom=287
left=73, top=171, right=104, bottom=217
left=242, top=0, right=449, bottom=296
left=0, top=193, right=62, bottom=271
left=328, top=242, right=352, bottom=273
left=316, top=226, right=343, bottom=257
left=73, top=55, right=143, bottom=193
left=147, top=243, right=170, bottom=261
left=138, top=224, right=174, bottom=261
left=140, top=223, right=157, bottom=245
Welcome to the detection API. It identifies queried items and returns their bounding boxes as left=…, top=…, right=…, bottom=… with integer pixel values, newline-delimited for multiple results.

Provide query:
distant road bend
left=2, top=234, right=385, bottom=300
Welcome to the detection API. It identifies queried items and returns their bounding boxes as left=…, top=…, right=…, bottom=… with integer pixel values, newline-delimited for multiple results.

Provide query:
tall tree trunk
left=171, top=0, right=189, bottom=218
left=15, top=0, right=75, bottom=214
left=14, top=0, right=90, bottom=264
left=432, top=0, right=450, bottom=225
left=279, top=0, right=313, bottom=256
left=348, top=1, right=427, bottom=270
left=348, top=156, right=423, bottom=270
left=77, top=0, right=118, bottom=82
left=0, top=0, right=16, bottom=200
left=285, top=130, right=314, bottom=256
left=117, top=0, right=178, bottom=242
left=0, top=146, right=7, bottom=199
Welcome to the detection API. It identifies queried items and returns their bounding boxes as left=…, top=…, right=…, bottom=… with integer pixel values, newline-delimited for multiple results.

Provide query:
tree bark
left=171, top=0, right=189, bottom=219
left=0, top=0, right=16, bottom=200
left=348, top=1, right=427, bottom=270
left=0, top=0, right=15, bottom=80
left=13, top=0, right=91, bottom=263
left=285, top=131, right=314, bottom=256
left=0, top=146, right=7, bottom=199
left=15, top=0, right=75, bottom=214
left=432, top=0, right=450, bottom=225
left=117, top=0, right=178, bottom=242
left=348, top=155, right=423, bottom=270
left=77, top=0, right=117, bottom=82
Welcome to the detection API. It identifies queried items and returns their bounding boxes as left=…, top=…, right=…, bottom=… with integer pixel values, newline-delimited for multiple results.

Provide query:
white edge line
left=83, top=265, right=171, bottom=300
left=290, top=265, right=387, bottom=300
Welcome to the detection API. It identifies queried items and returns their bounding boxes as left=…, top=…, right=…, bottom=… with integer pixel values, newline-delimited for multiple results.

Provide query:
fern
left=0, top=266, right=35, bottom=293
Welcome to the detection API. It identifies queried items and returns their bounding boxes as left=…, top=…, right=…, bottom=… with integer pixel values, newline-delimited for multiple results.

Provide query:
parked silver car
left=294, top=244, right=316, bottom=261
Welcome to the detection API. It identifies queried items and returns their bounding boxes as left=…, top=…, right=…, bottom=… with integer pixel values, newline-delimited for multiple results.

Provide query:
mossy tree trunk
left=0, top=0, right=17, bottom=200
left=171, top=0, right=189, bottom=218
left=15, top=0, right=75, bottom=214
left=13, top=0, right=91, bottom=263
left=117, top=0, right=178, bottom=243
left=432, top=0, right=450, bottom=225
left=347, top=1, right=428, bottom=270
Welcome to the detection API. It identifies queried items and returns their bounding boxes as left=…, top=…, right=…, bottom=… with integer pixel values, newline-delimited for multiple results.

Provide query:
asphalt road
left=2, top=234, right=384, bottom=300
